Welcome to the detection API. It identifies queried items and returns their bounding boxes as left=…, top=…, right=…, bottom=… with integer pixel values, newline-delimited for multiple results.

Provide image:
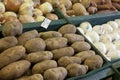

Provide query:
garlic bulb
left=0, top=2, right=5, bottom=13
left=110, top=32, right=120, bottom=42
left=19, top=15, right=35, bottom=23
left=93, top=25, right=104, bottom=35
left=33, top=8, right=43, bottom=16
left=39, top=2, right=53, bottom=14
left=35, top=16, right=45, bottom=22
left=107, top=21, right=118, bottom=29
left=105, top=42, right=116, bottom=52
left=107, top=50, right=120, bottom=60
left=115, top=19, right=120, bottom=28
left=113, top=40, right=120, bottom=50
left=101, top=24, right=113, bottom=34
left=19, top=3, right=33, bottom=16
left=99, top=34, right=112, bottom=43
left=79, top=22, right=92, bottom=33
left=77, top=27, right=84, bottom=34
left=3, top=11, right=17, bottom=18
left=93, top=42, right=107, bottom=55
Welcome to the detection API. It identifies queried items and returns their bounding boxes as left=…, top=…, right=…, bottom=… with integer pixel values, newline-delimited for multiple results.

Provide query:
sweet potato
left=45, top=37, right=68, bottom=50
left=66, top=63, right=88, bottom=77
left=58, top=24, right=76, bottom=35
left=92, top=0, right=105, bottom=4
left=18, top=30, right=38, bottom=45
left=96, top=10, right=117, bottom=14
left=71, top=41, right=91, bottom=52
left=32, top=60, right=57, bottom=74
left=16, top=74, right=43, bottom=80
left=24, top=38, right=46, bottom=53
left=0, top=60, right=31, bottom=80
left=112, top=2, right=120, bottom=10
left=87, top=6, right=98, bottom=14
left=39, top=31, right=62, bottom=40
left=64, top=33, right=84, bottom=44
left=44, top=67, right=67, bottom=80
left=58, top=56, right=81, bottom=67
left=0, top=46, right=26, bottom=69
left=26, top=51, right=53, bottom=63
left=0, top=36, right=18, bottom=52
left=97, top=4, right=117, bottom=10
left=2, top=21, right=23, bottom=37
left=52, top=47, right=74, bottom=60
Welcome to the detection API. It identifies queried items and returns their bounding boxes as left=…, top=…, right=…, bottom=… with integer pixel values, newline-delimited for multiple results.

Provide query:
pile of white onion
left=77, top=19, right=120, bottom=61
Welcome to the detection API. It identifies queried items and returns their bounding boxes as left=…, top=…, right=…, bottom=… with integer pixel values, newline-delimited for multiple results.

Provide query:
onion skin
left=46, top=13, right=58, bottom=20
left=4, top=0, right=22, bottom=12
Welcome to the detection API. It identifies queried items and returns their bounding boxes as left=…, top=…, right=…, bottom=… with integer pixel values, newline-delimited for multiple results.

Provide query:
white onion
left=0, top=2, right=5, bottom=13
left=19, top=15, right=35, bottom=23
left=35, top=16, right=45, bottom=22
left=3, top=11, right=17, bottom=18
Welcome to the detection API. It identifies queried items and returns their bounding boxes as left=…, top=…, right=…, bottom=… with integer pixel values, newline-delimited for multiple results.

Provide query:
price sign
left=41, top=18, right=51, bottom=29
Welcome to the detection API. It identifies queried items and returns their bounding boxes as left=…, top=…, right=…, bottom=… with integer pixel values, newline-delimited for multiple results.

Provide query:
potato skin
left=24, top=38, right=46, bottom=53
left=64, top=33, right=84, bottom=44
left=84, top=55, right=103, bottom=70
left=58, top=24, right=76, bottom=35
left=0, top=36, right=18, bottom=52
left=39, top=31, right=62, bottom=40
left=58, top=56, right=81, bottom=67
left=32, top=60, right=57, bottom=74
left=0, top=60, right=31, bottom=80
left=45, top=37, right=68, bottom=50
left=44, top=67, right=67, bottom=80
left=66, top=63, right=88, bottom=77
left=26, top=51, right=53, bottom=63
left=75, top=50, right=95, bottom=62
left=52, top=47, right=74, bottom=60
left=0, top=46, right=26, bottom=69
left=2, top=21, right=23, bottom=36
left=16, top=74, right=43, bottom=80
left=18, top=30, right=38, bottom=45
left=71, top=41, right=91, bottom=52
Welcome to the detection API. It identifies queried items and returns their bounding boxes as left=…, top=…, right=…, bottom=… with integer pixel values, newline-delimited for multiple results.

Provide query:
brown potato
left=64, top=33, right=84, bottom=44
left=0, top=36, right=18, bottom=52
left=44, top=0, right=60, bottom=7
left=59, top=0, right=72, bottom=10
left=75, top=50, right=95, bottom=62
left=58, top=56, right=81, bottom=67
left=84, top=55, right=103, bottom=70
left=0, top=60, right=31, bottom=80
left=24, top=38, right=46, bottom=53
left=58, top=24, right=76, bottom=35
left=39, top=31, right=62, bottom=40
left=18, top=30, right=38, bottom=45
left=2, top=21, right=23, bottom=36
left=44, top=67, right=67, bottom=80
left=66, top=63, right=88, bottom=77
left=26, top=51, right=53, bottom=63
left=52, top=47, right=74, bottom=60
left=32, top=60, right=57, bottom=74
left=45, top=37, right=68, bottom=50
left=71, top=41, right=91, bottom=52
left=0, top=46, right=26, bottom=69
left=81, top=0, right=91, bottom=8
left=16, top=74, right=43, bottom=80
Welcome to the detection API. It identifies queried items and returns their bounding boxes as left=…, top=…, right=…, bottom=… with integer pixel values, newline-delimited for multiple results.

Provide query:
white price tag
left=41, top=18, right=51, bottom=29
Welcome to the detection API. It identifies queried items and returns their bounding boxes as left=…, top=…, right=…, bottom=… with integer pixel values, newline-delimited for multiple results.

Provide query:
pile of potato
left=57, top=0, right=120, bottom=17
left=0, top=21, right=104, bottom=80
left=78, top=19, right=120, bottom=61
left=0, top=0, right=59, bottom=25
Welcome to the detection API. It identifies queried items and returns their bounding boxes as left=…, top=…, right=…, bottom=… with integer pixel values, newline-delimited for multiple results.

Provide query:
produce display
left=0, top=0, right=59, bottom=25
left=58, top=0, right=120, bottom=17
left=78, top=19, right=120, bottom=61
left=0, top=21, right=104, bottom=80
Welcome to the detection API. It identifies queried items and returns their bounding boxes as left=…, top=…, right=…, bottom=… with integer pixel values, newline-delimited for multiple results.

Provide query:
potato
left=18, top=30, right=38, bottom=45
left=71, top=41, right=91, bottom=52
left=24, top=38, right=46, bottom=53
left=45, top=37, right=68, bottom=50
left=52, top=47, right=74, bottom=60
left=0, top=36, right=18, bottom=52
left=16, top=74, right=43, bottom=80
left=0, top=60, right=31, bottom=80
left=32, top=60, right=57, bottom=74
left=45, top=13, right=58, bottom=20
left=0, top=46, right=26, bottom=69
left=92, top=0, right=105, bottom=4
left=60, top=0, right=72, bottom=10
left=26, top=51, right=53, bottom=63
left=39, top=31, right=62, bottom=40
left=81, top=0, right=91, bottom=8
left=75, top=50, right=95, bottom=62
left=70, top=0, right=81, bottom=4
left=66, top=63, right=88, bottom=77
left=44, top=0, right=60, bottom=7
left=58, top=56, right=81, bottom=67
left=87, top=6, right=98, bottom=14
left=64, top=33, right=84, bottom=44
left=2, top=21, right=23, bottom=37
left=58, top=24, right=76, bottom=35
left=84, top=55, right=103, bottom=70
left=58, top=4, right=67, bottom=16
left=44, top=67, right=67, bottom=80
left=66, top=10, right=75, bottom=16
left=72, top=3, right=89, bottom=16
